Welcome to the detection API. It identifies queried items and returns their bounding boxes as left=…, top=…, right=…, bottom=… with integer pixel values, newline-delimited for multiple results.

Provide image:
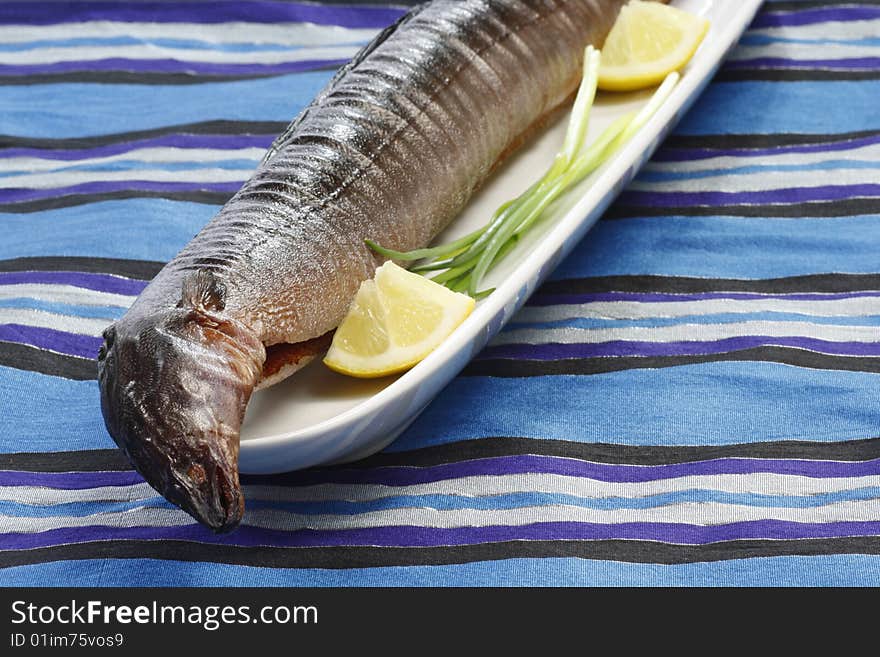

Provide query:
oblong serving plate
left=238, top=0, right=763, bottom=474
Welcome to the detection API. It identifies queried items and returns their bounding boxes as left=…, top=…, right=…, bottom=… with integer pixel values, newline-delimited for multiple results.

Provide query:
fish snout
left=159, top=432, right=245, bottom=534
left=97, top=308, right=265, bottom=533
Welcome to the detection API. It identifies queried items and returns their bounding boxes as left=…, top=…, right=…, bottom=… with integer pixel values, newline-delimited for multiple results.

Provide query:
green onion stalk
left=368, top=46, right=679, bottom=299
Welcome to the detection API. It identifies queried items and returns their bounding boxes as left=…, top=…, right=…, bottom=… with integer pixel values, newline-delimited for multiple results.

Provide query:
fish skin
left=97, top=0, right=628, bottom=532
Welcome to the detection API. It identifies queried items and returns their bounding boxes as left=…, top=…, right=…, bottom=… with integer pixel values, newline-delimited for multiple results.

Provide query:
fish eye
left=98, top=326, right=117, bottom=361
left=102, top=325, right=117, bottom=348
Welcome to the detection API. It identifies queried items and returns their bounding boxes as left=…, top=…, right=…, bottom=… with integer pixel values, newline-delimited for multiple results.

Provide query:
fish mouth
left=111, top=413, right=245, bottom=533
left=97, top=305, right=264, bottom=533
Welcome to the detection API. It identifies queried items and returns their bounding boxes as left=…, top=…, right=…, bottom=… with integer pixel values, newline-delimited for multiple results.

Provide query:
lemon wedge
left=324, top=261, right=475, bottom=378
left=598, top=0, right=710, bottom=92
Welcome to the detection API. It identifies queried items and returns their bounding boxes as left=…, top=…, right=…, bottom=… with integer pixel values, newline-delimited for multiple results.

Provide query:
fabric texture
left=1, top=0, right=880, bottom=586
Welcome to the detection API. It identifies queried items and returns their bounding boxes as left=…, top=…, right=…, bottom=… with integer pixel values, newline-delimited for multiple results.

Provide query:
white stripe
left=0, top=482, right=157, bottom=504
left=0, top=22, right=379, bottom=46
left=246, top=498, right=880, bottom=530
left=729, top=41, right=880, bottom=62
left=750, top=19, right=880, bottom=41
left=0, top=308, right=110, bottom=336
left=0, top=43, right=362, bottom=66
left=0, top=284, right=135, bottom=308
left=515, top=297, right=880, bottom=323
left=4, top=498, right=880, bottom=533
left=645, top=141, right=880, bottom=173
left=492, top=320, right=880, bottom=347
left=3, top=472, right=879, bottom=505
left=630, top=168, right=880, bottom=194
left=0, top=148, right=267, bottom=174
left=0, top=168, right=251, bottom=189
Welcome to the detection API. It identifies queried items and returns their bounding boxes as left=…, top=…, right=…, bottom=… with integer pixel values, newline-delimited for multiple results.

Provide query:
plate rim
left=239, top=0, right=766, bottom=466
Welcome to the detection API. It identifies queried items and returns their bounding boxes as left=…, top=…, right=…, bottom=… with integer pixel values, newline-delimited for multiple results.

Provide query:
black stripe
left=2, top=537, right=878, bottom=569
left=463, top=348, right=880, bottom=377
left=0, top=341, right=96, bottom=381
left=14, top=195, right=878, bottom=217
left=0, top=189, right=232, bottom=213
left=0, top=120, right=287, bottom=150
left=0, top=72, right=287, bottom=86
left=0, top=67, right=347, bottom=86
left=349, top=436, right=880, bottom=468
left=763, top=0, right=880, bottom=10
left=0, top=449, right=129, bottom=473
left=716, top=69, right=880, bottom=83
left=537, top=273, right=880, bottom=296
left=605, top=198, right=880, bottom=219
left=0, top=256, right=163, bottom=279
left=660, top=129, right=880, bottom=151
left=6, top=434, right=878, bottom=474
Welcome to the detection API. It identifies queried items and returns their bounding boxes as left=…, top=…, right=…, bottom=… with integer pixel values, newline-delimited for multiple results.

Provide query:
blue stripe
left=504, top=313, right=880, bottom=332
left=3, top=487, right=880, bottom=519
left=0, top=199, right=217, bottom=261
left=638, top=160, right=880, bottom=183
left=0, top=71, right=334, bottom=138
left=0, top=366, right=114, bottom=452
left=0, top=498, right=173, bottom=517
left=2, top=555, right=879, bottom=586
left=17, top=71, right=874, bottom=142
left=552, top=215, right=880, bottom=279
left=0, top=298, right=126, bottom=319
left=738, top=34, right=880, bottom=46
left=676, top=81, right=880, bottom=135
left=7, top=360, right=880, bottom=453
left=390, top=362, right=880, bottom=451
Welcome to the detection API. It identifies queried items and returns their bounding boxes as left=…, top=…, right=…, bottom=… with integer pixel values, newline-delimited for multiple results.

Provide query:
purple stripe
left=0, top=180, right=242, bottom=204
left=0, top=470, right=141, bottom=489
left=251, top=456, right=880, bottom=487
left=725, top=57, right=880, bottom=71
left=3, top=520, right=880, bottom=550
left=0, top=134, right=275, bottom=161
left=0, top=270, right=147, bottom=295
left=479, top=337, right=880, bottom=360
left=619, top=184, right=880, bottom=208
left=0, top=57, right=350, bottom=77
left=652, top=134, right=880, bottom=163
left=751, top=7, right=880, bottom=28
left=527, top=290, right=880, bottom=306
left=0, top=324, right=101, bottom=359
left=0, top=2, right=405, bottom=28
left=4, top=455, right=878, bottom=489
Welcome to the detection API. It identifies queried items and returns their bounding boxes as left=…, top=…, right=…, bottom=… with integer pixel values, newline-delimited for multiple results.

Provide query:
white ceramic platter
left=238, top=0, right=764, bottom=474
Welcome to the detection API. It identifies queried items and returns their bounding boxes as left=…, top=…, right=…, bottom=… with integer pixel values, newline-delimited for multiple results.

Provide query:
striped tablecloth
left=2, top=0, right=879, bottom=586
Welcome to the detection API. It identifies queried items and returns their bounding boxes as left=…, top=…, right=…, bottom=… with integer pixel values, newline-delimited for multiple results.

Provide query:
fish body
left=98, top=0, right=627, bottom=532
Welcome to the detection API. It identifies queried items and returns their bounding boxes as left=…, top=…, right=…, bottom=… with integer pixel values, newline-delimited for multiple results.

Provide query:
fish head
left=97, top=271, right=265, bottom=533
